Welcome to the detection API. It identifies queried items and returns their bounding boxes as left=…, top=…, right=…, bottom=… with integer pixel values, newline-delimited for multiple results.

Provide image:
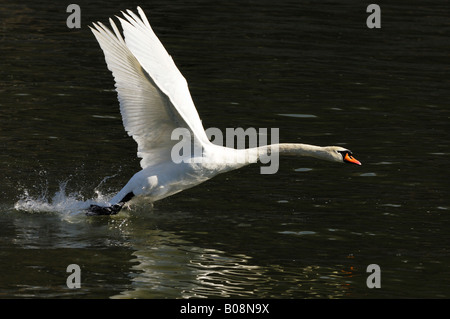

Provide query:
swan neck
left=254, top=143, right=331, bottom=161
left=279, top=143, right=323, bottom=157
left=203, top=143, right=334, bottom=170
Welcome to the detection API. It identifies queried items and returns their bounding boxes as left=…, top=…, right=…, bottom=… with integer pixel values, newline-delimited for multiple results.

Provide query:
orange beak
left=344, top=153, right=362, bottom=165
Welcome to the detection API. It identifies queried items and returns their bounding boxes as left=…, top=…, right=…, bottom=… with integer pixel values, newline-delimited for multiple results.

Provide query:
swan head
left=324, top=146, right=362, bottom=165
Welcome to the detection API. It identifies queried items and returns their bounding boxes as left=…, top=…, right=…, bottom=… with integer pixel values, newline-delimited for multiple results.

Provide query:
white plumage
left=87, top=7, right=360, bottom=215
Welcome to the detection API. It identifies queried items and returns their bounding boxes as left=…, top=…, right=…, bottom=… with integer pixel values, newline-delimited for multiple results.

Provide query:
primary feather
left=90, top=7, right=207, bottom=169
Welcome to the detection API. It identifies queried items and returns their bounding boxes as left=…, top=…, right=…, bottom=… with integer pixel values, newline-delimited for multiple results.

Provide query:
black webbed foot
left=86, top=192, right=134, bottom=216
left=86, top=204, right=122, bottom=216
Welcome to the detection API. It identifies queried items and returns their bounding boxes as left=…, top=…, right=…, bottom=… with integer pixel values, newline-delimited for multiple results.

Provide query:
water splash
left=14, top=176, right=117, bottom=219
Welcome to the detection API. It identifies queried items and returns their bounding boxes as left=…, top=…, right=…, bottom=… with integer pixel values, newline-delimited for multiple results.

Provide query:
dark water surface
left=1, top=1, right=449, bottom=298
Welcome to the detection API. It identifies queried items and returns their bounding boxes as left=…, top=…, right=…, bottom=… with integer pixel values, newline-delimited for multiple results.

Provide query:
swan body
left=88, top=7, right=361, bottom=215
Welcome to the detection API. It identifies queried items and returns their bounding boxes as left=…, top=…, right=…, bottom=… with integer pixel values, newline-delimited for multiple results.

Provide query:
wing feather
left=90, top=8, right=208, bottom=168
left=119, top=7, right=209, bottom=145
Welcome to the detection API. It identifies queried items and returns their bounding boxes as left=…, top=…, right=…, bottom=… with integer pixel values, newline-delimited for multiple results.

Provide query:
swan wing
left=90, top=7, right=208, bottom=168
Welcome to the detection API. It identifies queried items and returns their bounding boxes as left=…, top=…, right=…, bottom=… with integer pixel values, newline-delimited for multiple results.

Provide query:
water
left=1, top=0, right=449, bottom=299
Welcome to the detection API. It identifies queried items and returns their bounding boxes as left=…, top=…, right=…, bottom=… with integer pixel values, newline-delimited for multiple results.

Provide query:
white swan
left=87, top=7, right=361, bottom=215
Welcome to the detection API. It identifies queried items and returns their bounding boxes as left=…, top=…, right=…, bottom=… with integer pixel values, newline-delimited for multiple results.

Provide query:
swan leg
left=86, top=192, right=135, bottom=216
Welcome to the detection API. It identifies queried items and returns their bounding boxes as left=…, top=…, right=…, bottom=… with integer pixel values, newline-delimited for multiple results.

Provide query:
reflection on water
left=115, top=242, right=269, bottom=299
left=1, top=205, right=367, bottom=299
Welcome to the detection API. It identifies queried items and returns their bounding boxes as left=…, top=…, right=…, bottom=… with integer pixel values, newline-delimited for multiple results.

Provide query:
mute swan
left=87, top=7, right=361, bottom=215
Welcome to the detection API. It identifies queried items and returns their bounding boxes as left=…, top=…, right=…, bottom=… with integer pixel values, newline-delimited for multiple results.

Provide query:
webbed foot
left=86, top=192, right=134, bottom=216
left=86, top=204, right=122, bottom=216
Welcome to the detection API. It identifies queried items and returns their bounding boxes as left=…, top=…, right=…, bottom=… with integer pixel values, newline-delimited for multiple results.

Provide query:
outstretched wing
left=90, top=7, right=209, bottom=168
